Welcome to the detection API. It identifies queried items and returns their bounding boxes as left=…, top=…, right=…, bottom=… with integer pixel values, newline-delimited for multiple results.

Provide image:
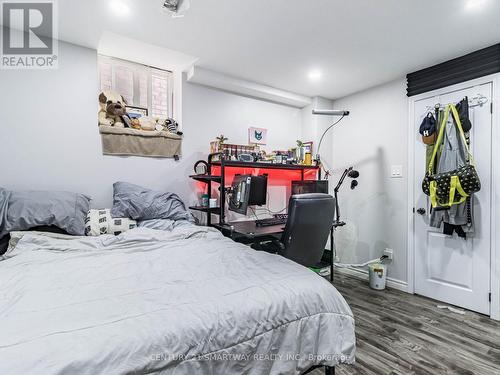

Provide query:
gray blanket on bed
left=0, top=225, right=356, bottom=374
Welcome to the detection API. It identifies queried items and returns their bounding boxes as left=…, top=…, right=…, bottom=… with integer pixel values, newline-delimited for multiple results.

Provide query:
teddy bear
left=98, top=91, right=127, bottom=127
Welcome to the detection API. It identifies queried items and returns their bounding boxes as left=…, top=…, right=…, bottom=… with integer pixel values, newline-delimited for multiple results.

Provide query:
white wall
left=0, top=42, right=302, bottom=212
left=328, top=79, right=409, bottom=283
left=300, top=97, right=334, bottom=161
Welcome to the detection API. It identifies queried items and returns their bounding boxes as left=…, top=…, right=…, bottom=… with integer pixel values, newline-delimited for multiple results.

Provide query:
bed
left=0, top=222, right=355, bottom=374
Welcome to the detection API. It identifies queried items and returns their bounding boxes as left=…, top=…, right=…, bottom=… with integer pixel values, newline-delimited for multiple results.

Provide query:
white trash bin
left=368, top=263, right=387, bottom=290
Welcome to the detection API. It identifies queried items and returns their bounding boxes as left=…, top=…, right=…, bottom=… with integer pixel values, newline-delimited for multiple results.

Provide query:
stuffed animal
left=98, top=91, right=127, bottom=127
left=130, top=118, right=141, bottom=130
left=163, top=118, right=183, bottom=135
left=139, top=116, right=156, bottom=131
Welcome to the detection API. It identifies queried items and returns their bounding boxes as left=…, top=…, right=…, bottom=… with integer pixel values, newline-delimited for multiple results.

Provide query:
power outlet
left=383, top=248, right=394, bottom=261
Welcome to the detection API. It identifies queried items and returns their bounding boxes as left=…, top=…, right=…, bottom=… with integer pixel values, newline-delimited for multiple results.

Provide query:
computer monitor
left=248, top=175, right=267, bottom=206
left=291, top=180, right=329, bottom=195
left=228, top=174, right=268, bottom=215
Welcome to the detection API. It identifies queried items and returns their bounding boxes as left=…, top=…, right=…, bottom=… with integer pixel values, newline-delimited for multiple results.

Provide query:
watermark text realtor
left=1, top=0, right=58, bottom=69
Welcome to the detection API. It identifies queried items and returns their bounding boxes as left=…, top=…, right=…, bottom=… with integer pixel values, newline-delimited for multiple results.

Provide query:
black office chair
left=253, top=193, right=335, bottom=267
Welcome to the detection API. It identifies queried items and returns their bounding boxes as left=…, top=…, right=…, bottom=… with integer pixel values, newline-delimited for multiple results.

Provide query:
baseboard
left=335, top=266, right=409, bottom=293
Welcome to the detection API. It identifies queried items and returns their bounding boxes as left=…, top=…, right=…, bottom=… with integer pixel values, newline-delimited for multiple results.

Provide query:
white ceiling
left=53, top=0, right=500, bottom=99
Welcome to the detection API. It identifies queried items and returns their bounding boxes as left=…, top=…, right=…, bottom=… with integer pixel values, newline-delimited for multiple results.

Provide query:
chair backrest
left=279, top=193, right=335, bottom=267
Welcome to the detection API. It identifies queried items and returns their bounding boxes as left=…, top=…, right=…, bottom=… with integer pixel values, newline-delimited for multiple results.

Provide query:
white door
left=413, top=82, right=492, bottom=315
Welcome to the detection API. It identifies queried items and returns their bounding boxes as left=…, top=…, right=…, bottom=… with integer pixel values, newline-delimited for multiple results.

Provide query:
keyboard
left=255, top=215, right=288, bottom=227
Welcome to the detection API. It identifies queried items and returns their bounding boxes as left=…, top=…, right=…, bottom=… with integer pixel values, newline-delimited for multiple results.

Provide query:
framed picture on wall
left=126, top=105, right=148, bottom=119
left=248, top=127, right=268, bottom=145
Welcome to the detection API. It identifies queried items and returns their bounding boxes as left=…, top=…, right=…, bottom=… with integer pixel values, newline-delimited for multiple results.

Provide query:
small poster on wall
left=248, top=127, right=268, bottom=145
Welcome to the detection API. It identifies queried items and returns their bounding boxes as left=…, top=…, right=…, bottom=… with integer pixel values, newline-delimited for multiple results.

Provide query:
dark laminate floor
left=312, top=274, right=500, bottom=375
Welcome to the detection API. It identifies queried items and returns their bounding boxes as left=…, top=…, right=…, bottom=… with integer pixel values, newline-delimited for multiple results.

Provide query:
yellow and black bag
left=422, top=104, right=480, bottom=208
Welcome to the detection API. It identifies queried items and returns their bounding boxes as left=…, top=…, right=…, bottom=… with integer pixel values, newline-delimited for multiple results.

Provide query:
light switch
left=390, top=165, right=403, bottom=178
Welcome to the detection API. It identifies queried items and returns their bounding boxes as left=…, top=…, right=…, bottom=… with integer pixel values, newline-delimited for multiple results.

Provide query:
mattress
left=0, top=224, right=355, bottom=374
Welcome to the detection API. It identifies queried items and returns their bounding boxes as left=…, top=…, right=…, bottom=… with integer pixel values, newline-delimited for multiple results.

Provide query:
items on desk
left=194, top=160, right=209, bottom=175
left=228, top=174, right=268, bottom=215
left=228, top=177, right=329, bottom=218
left=209, top=198, right=218, bottom=208
left=275, top=152, right=287, bottom=164
left=291, top=180, right=329, bottom=195
left=255, top=214, right=288, bottom=227
left=238, top=153, right=254, bottom=162
left=210, top=141, right=260, bottom=162
left=304, top=152, right=312, bottom=166
left=215, top=134, right=228, bottom=150
left=294, top=140, right=314, bottom=165
left=201, top=194, right=209, bottom=207
left=208, top=134, right=316, bottom=165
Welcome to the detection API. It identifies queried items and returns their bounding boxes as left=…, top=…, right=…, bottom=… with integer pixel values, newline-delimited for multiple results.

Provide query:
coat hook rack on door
left=424, top=93, right=489, bottom=113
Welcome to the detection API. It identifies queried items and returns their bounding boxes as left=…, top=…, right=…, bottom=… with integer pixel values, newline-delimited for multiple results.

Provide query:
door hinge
left=491, top=102, right=493, bottom=114
left=489, top=292, right=491, bottom=302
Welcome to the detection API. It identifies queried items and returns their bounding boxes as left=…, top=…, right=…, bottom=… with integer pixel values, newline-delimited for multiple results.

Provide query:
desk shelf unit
left=189, top=160, right=334, bottom=282
left=189, top=160, right=320, bottom=226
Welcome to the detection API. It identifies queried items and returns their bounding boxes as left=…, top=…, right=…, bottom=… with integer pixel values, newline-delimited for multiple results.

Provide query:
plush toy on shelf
left=130, top=118, right=141, bottom=130
left=98, top=90, right=127, bottom=127
left=163, top=118, right=183, bottom=135
left=138, top=116, right=156, bottom=131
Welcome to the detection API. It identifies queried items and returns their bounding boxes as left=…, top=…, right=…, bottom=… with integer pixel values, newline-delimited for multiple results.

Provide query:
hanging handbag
left=422, top=104, right=480, bottom=208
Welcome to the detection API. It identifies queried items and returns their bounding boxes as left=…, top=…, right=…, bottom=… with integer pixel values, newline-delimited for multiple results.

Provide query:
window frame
left=98, top=55, right=175, bottom=120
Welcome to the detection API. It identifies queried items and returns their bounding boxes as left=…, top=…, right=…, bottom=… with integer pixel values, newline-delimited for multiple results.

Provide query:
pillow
left=85, top=209, right=137, bottom=236
left=0, top=187, right=91, bottom=237
left=111, top=182, right=193, bottom=222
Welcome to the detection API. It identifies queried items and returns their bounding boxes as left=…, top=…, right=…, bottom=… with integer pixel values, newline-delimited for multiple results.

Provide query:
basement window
left=98, top=55, right=174, bottom=119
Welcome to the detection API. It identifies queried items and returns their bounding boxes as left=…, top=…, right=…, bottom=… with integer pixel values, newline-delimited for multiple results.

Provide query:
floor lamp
left=312, top=108, right=354, bottom=280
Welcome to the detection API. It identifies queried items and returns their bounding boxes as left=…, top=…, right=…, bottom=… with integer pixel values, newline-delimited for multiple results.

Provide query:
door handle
left=416, top=208, right=426, bottom=215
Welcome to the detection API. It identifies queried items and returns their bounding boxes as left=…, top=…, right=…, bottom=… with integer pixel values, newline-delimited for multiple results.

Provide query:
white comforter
left=0, top=224, right=355, bottom=375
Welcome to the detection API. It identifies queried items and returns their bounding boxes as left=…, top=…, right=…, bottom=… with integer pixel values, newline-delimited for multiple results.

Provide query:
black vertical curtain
left=406, top=43, right=500, bottom=97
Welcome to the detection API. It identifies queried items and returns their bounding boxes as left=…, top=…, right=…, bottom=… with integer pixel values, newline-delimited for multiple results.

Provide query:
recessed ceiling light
left=308, top=70, right=322, bottom=81
left=109, top=0, right=131, bottom=17
left=465, top=0, right=487, bottom=11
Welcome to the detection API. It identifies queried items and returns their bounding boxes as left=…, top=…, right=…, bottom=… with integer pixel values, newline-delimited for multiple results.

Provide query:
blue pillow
left=0, top=187, right=91, bottom=237
left=111, top=182, right=192, bottom=222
